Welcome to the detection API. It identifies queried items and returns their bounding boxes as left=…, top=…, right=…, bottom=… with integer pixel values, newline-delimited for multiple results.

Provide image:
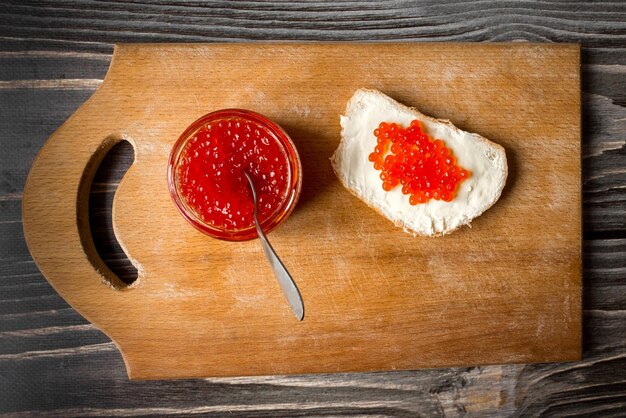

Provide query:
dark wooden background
left=1, top=1, right=625, bottom=416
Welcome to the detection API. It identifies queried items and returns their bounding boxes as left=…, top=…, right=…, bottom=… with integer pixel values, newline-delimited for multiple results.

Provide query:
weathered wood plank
left=0, top=1, right=625, bottom=57
left=584, top=240, right=626, bottom=312
left=0, top=0, right=624, bottom=43
left=0, top=324, right=109, bottom=356
left=0, top=53, right=109, bottom=83
left=583, top=92, right=626, bottom=237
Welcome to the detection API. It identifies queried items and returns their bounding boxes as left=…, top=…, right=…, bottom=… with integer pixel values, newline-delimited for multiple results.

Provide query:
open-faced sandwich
left=331, top=89, right=507, bottom=237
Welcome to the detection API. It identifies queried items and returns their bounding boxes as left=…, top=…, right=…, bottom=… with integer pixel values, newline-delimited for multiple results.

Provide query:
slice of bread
left=331, top=89, right=507, bottom=237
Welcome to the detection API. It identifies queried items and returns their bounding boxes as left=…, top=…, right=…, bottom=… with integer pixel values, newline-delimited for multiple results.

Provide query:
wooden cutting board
left=23, top=43, right=581, bottom=380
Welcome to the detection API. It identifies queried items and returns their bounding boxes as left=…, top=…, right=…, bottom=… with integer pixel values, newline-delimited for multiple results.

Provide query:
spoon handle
left=255, top=224, right=304, bottom=320
left=244, top=173, right=304, bottom=320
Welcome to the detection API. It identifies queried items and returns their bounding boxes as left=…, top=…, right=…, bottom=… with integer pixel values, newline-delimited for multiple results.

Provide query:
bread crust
left=330, top=88, right=508, bottom=237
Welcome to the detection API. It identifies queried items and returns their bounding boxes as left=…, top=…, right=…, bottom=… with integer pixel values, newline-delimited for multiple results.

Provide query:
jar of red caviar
left=168, top=109, right=302, bottom=241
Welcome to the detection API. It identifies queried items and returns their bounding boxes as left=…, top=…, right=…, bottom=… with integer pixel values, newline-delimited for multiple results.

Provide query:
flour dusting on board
left=152, top=283, right=199, bottom=300
left=290, top=105, right=311, bottom=118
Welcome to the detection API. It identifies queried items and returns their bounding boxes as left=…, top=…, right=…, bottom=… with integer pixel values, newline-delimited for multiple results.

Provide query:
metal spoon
left=244, top=172, right=304, bottom=321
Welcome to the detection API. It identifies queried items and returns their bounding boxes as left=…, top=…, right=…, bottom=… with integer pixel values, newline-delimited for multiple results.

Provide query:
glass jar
left=168, top=109, right=302, bottom=241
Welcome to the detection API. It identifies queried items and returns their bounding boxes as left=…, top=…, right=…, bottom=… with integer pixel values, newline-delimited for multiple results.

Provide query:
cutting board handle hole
left=83, top=138, right=138, bottom=287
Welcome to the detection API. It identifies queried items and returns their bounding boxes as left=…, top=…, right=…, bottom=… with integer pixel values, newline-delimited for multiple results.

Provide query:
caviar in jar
left=168, top=109, right=301, bottom=241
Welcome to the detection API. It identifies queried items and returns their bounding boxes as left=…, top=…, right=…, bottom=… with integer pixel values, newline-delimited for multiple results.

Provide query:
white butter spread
left=332, top=89, right=507, bottom=236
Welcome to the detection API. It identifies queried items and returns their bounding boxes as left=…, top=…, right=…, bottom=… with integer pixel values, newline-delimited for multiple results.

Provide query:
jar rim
left=167, top=109, right=302, bottom=241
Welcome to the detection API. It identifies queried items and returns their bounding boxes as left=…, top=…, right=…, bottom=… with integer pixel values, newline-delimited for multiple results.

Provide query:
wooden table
left=1, top=2, right=624, bottom=416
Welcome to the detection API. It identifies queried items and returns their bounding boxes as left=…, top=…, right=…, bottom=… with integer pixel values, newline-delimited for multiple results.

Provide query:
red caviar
left=169, top=110, right=301, bottom=241
left=177, top=118, right=288, bottom=229
left=368, top=120, right=470, bottom=204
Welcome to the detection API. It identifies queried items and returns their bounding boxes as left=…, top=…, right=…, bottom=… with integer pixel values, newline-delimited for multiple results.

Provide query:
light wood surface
left=22, top=43, right=581, bottom=379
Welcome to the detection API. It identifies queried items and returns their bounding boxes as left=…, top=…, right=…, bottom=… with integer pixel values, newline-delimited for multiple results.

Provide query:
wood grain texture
left=21, top=43, right=581, bottom=379
left=1, top=0, right=625, bottom=416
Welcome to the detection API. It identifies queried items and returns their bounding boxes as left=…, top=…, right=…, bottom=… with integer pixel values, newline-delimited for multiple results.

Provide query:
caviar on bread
left=331, top=89, right=508, bottom=237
